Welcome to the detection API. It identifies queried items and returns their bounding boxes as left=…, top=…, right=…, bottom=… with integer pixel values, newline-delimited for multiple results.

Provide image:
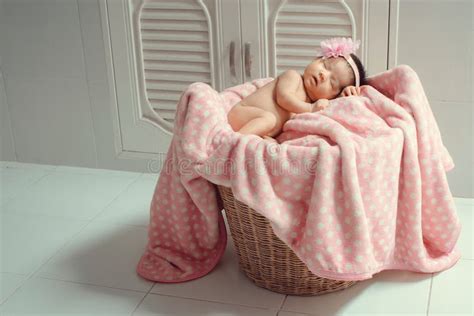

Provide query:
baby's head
left=302, top=35, right=367, bottom=102
left=303, top=54, right=367, bottom=101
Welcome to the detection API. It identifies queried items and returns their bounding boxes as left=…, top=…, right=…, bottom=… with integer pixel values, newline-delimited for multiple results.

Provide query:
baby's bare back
left=239, top=80, right=279, bottom=111
left=237, top=78, right=308, bottom=131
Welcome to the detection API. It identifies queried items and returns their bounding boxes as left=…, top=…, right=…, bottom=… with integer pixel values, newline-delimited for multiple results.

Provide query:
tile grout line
left=35, top=275, right=153, bottom=296
left=51, top=167, right=145, bottom=178
left=278, top=310, right=313, bottom=316
left=0, top=163, right=58, bottom=171
left=426, top=273, right=434, bottom=316
left=2, top=164, right=142, bottom=219
left=87, top=172, right=144, bottom=223
left=141, top=292, right=282, bottom=313
left=1, top=162, right=145, bottom=179
left=5, top=170, right=144, bottom=223
left=129, top=280, right=155, bottom=316
left=75, top=0, right=100, bottom=169
left=1, top=165, right=59, bottom=205
left=278, top=295, right=288, bottom=311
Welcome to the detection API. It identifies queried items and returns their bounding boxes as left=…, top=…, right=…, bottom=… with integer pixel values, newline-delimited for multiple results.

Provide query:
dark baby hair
left=349, top=53, right=368, bottom=86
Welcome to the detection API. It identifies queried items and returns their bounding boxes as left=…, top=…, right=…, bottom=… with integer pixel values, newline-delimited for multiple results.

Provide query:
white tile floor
left=0, top=161, right=472, bottom=316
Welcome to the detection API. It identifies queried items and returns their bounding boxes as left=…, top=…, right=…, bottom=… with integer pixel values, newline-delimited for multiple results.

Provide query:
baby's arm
left=275, top=70, right=315, bottom=113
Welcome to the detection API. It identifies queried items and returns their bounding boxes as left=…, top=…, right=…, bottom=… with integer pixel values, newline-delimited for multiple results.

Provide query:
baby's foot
left=263, top=135, right=278, bottom=143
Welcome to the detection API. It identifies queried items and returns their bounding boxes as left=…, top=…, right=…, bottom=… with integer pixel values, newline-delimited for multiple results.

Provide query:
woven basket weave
left=217, top=185, right=358, bottom=296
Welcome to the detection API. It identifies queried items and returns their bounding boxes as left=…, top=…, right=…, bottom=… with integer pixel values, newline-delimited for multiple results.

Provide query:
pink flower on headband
left=318, top=37, right=360, bottom=58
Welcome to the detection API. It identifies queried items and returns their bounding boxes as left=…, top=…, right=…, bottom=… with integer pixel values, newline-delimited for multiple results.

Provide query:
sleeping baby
left=227, top=37, right=368, bottom=142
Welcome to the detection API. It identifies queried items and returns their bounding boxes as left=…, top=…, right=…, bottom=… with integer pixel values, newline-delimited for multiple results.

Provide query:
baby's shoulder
left=278, top=69, right=302, bottom=80
left=276, top=69, right=303, bottom=90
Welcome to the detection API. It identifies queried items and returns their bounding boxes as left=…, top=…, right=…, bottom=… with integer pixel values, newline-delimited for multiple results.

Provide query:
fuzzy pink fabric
left=136, top=65, right=461, bottom=283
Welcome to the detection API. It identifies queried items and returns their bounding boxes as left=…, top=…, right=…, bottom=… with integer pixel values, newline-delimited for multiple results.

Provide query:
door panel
left=136, top=0, right=215, bottom=129
left=240, top=0, right=266, bottom=82
left=105, top=0, right=218, bottom=156
left=219, top=0, right=244, bottom=89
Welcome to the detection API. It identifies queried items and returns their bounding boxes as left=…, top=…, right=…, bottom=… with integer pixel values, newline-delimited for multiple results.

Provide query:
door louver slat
left=144, top=1, right=199, bottom=10
left=141, top=30, right=208, bottom=42
left=277, top=12, right=349, bottom=26
left=146, top=81, right=194, bottom=92
left=145, top=70, right=210, bottom=82
left=142, top=41, right=209, bottom=53
left=144, top=60, right=210, bottom=73
left=147, top=90, right=183, bottom=101
left=140, top=20, right=207, bottom=31
left=150, top=100, right=182, bottom=111
left=141, top=10, right=206, bottom=21
left=280, top=3, right=346, bottom=14
left=151, top=108, right=176, bottom=120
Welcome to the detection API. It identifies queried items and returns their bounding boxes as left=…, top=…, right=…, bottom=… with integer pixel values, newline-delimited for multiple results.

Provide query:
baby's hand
left=311, top=98, right=329, bottom=112
left=339, top=85, right=361, bottom=97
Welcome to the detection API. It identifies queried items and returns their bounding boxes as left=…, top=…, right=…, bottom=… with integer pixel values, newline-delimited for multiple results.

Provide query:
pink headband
left=317, top=37, right=361, bottom=88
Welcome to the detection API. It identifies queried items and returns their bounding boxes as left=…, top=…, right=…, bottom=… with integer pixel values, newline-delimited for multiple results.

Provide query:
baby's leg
left=227, top=104, right=277, bottom=137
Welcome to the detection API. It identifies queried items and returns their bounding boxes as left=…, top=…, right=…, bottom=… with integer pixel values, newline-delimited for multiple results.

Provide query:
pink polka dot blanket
left=136, top=65, right=462, bottom=283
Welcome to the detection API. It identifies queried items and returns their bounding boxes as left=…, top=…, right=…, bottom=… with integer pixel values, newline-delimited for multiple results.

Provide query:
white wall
left=0, top=0, right=146, bottom=172
left=0, top=0, right=472, bottom=197
left=0, top=0, right=16, bottom=162
left=397, top=0, right=473, bottom=197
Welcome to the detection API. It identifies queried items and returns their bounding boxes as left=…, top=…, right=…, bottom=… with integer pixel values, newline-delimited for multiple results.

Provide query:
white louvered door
left=105, top=0, right=220, bottom=159
left=138, top=0, right=216, bottom=129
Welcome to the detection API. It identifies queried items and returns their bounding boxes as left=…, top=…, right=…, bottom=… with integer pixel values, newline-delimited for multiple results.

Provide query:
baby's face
left=303, top=56, right=354, bottom=101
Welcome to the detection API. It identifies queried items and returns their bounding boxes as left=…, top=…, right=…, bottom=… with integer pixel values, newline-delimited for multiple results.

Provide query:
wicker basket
left=217, top=185, right=358, bottom=296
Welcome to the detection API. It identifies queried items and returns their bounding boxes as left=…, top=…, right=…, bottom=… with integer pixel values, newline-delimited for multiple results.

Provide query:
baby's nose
left=318, top=71, right=327, bottom=82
